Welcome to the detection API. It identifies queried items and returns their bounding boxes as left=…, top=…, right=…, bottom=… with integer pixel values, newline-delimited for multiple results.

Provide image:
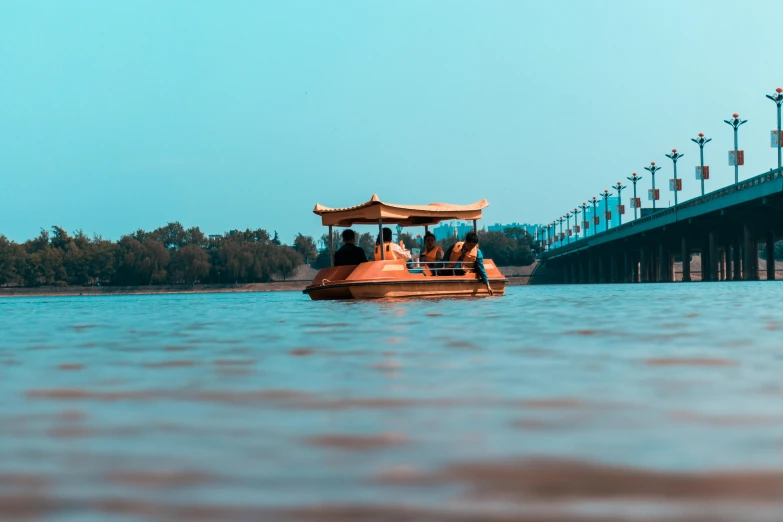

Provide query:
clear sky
left=1, top=0, right=782, bottom=243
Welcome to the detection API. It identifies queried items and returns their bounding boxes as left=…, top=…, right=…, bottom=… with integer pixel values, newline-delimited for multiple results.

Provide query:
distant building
left=487, top=222, right=538, bottom=237
left=431, top=221, right=474, bottom=241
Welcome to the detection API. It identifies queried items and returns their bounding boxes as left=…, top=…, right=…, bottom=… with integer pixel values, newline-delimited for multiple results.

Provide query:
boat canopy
left=313, top=194, right=489, bottom=227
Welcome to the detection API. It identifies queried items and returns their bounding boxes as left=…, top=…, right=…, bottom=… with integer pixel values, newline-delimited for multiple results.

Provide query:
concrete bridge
left=535, top=167, right=783, bottom=284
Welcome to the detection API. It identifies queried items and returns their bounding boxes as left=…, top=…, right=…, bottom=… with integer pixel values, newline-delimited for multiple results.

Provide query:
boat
left=303, top=194, right=507, bottom=300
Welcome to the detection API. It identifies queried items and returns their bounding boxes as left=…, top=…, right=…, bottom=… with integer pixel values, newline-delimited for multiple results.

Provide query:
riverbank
left=0, top=281, right=310, bottom=298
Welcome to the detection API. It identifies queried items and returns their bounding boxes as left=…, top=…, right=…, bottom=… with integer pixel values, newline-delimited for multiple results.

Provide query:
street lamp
left=644, top=161, right=662, bottom=210
left=600, top=190, right=610, bottom=232
left=579, top=202, right=589, bottom=237
left=546, top=223, right=552, bottom=250
left=565, top=211, right=572, bottom=244
left=590, top=196, right=599, bottom=236
left=573, top=207, right=581, bottom=240
left=664, top=149, right=684, bottom=206
left=612, top=182, right=626, bottom=226
left=766, top=87, right=783, bottom=170
left=724, top=113, right=747, bottom=184
left=626, top=172, right=643, bottom=220
left=557, top=216, right=565, bottom=247
left=691, top=133, right=712, bottom=196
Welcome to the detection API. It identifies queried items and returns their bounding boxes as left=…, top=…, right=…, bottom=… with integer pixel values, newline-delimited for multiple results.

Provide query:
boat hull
left=303, top=260, right=507, bottom=300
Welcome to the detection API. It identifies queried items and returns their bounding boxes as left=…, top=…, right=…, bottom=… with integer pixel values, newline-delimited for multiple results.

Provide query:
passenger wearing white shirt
left=373, top=227, right=411, bottom=261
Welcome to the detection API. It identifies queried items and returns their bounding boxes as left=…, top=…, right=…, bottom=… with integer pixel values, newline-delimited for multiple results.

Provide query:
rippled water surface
left=3, top=284, right=783, bottom=521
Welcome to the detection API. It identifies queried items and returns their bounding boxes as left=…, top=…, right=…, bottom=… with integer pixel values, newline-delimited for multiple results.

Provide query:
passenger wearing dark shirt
left=334, top=229, right=368, bottom=266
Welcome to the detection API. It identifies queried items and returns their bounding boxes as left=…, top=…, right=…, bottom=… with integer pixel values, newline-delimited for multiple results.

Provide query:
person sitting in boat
left=334, top=229, right=368, bottom=266
left=374, top=227, right=411, bottom=261
left=420, top=232, right=444, bottom=272
left=442, top=231, right=493, bottom=294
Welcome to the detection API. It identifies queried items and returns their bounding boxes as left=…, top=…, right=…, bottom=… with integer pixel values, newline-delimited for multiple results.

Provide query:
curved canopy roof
left=313, top=194, right=489, bottom=227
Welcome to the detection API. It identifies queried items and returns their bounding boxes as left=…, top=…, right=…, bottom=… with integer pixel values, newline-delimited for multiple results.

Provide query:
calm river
left=2, top=284, right=783, bottom=521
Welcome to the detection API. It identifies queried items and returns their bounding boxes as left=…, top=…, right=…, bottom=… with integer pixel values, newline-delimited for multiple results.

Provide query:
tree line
left=0, top=223, right=537, bottom=288
left=0, top=223, right=319, bottom=287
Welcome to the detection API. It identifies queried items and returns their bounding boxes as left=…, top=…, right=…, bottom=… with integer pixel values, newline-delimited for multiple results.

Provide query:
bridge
left=535, top=167, right=783, bottom=284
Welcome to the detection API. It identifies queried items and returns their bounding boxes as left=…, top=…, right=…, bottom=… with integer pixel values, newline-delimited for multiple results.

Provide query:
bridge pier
left=743, top=224, right=758, bottom=280
left=708, top=231, right=719, bottom=282
left=765, top=228, right=775, bottom=281
left=623, top=250, right=631, bottom=283
left=579, top=257, right=586, bottom=284
left=610, top=250, right=619, bottom=283
left=632, top=253, right=639, bottom=283
left=733, top=238, right=742, bottom=280
left=681, top=237, right=691, bottom=282
left=658, top=244, right=667, bottom=282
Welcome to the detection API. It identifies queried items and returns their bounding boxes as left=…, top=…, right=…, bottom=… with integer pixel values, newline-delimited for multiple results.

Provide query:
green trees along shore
left=0, top=223, right=536, bottom=288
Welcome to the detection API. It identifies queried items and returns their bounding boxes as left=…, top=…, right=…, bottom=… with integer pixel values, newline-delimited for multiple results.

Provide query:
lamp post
left=600, top=190, right=610, bottom=232
left=546, top=223, right=552, bottom=250
left=612, top=182, right=626, bottom=226
left=766, top=87, right=783, bottom=170
left=724, top=113, right=747, bottom=184
left=580, top=202, right=589, bottom=237
left=644, top=161, right=662, bottom=210
left=626, top=172, right=643, bottom=220
left=590, top=196, right=599, bottom=236
left=565, top=211, right=572, bottom=244
left=664, top=149, right=684, bottom=206
left=557, top=216, right=565, bottom=247
left=573, top=207, right=581, bottom=240
left=691, top=133, right=712, bottom=196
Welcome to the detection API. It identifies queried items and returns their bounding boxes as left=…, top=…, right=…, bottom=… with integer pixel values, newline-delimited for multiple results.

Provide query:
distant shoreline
left=0, top=276, right=531, bottom=298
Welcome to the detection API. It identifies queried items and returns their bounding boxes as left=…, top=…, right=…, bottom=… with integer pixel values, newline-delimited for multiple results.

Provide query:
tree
left=0, top=236, right=23, bottom=286
left=170, top=244, right=211, bottom=283
left=151, top=222, right=187, bottom=250
left=358, top=232, right=375, bottom=261
left=293, top=234, right=317, bottom=264
left=275, top=246, right=303, bottom=281
left=114, top=237, right=170, bottom=285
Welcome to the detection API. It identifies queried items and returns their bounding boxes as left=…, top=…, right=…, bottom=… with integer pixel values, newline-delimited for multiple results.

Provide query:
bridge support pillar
left=623, top=250, right=630, bottom=283
left=744, top=224, right=758, bottom=281
left=632, top=253, right=639, bottom=283
left=597, top=255, right=605, bottom=284
left=588, top=257, right=595, bottom=284
left=733, top=238, right=742, bottom=281
left=709, top=232, right=719, bottom=282
left=610, top=250, right=619, bottom=283
left=658, top=244, right=667, bottom=282
left=766, top=229, right=775, bottom=281
left=639, top=249, right=647, bottom=283
left=579, top=258, right=586, bottom=284
left=571, top=259, right=579, bottom=284
left=681, top=237, right=691, bottom=282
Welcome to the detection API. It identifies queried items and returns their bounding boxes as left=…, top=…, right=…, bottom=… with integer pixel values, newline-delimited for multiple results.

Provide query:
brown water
left=2, top=284, right=783, bottom=521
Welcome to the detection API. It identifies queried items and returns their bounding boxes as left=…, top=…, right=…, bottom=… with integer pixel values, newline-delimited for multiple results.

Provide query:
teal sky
left=2, top=0, right=782, bottom=243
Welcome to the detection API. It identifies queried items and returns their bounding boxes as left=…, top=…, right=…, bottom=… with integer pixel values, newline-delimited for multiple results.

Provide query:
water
left=2, top=284, right=783, bottom=521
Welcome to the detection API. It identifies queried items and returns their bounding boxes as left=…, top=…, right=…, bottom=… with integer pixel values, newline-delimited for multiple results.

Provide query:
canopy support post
left=472, top=219, right=477, bottom=233
left=328, top=225, right=334, bottom=267
left=378, top=219, right=384, bottom=260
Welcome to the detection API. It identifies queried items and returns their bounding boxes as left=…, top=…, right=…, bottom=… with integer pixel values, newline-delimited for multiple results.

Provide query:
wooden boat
left=304, top=194, right=507, bottom=300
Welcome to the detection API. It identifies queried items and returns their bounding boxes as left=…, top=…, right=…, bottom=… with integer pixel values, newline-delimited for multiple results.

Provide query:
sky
left=1, top=0, right=782, bottom=244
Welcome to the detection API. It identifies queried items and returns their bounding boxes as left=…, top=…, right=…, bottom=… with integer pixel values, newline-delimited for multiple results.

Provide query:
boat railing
left=408, top=259, right=475, bottom=275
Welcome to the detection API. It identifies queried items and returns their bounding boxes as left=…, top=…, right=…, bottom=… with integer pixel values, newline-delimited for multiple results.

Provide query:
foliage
left=0, top=224, right=312, bottom=288
left=293, top=233, right=318, bottom=264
